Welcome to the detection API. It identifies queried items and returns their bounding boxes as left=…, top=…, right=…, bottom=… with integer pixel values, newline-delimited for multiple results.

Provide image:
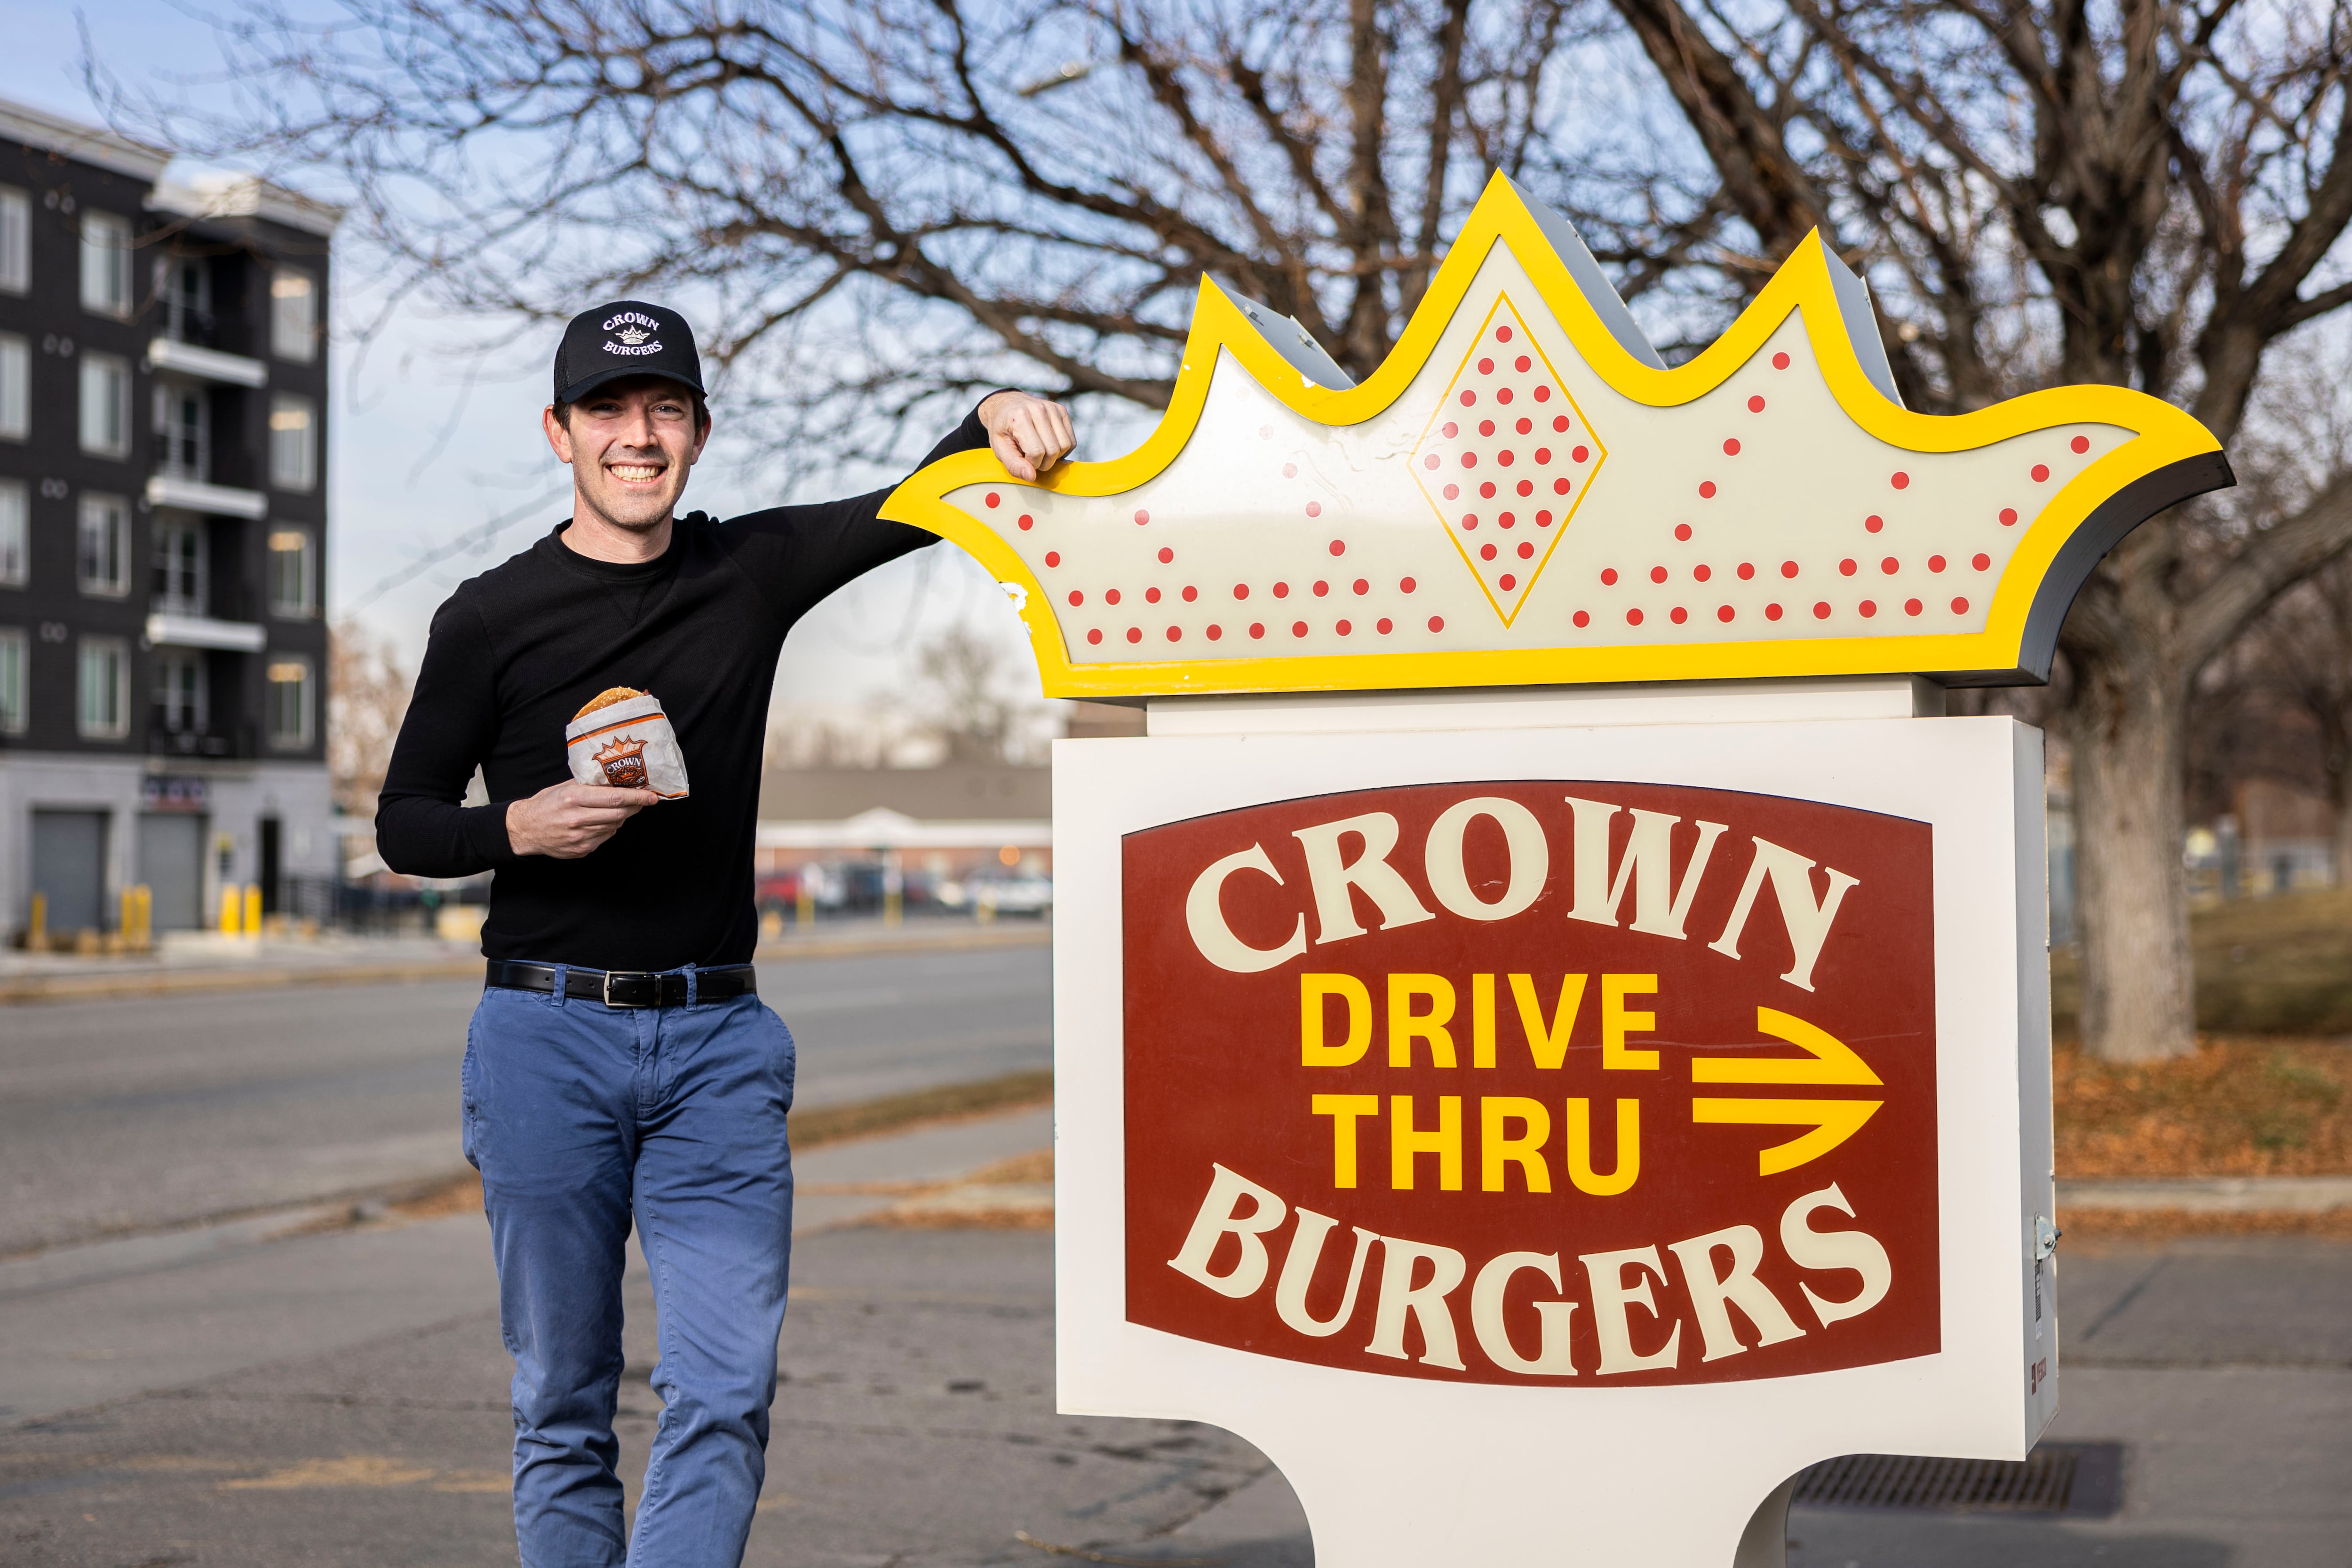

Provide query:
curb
left=755, top=925, right=1053, bottom=962
left=0, top=959, right=489, bottom=1005
left=0, top=924, right=1051, bottom=1005
left=2058, top=1175, right=2352, bottom=1213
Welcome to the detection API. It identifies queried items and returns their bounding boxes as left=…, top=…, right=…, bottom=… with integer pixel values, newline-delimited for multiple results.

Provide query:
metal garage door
left=136, top=812, right=207, bottom=930
left=31, top=809, right=109, bottom=934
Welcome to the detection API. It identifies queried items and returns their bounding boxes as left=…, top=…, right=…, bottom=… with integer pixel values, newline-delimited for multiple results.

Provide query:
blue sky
left=5, top=0, right=1049, bottom=727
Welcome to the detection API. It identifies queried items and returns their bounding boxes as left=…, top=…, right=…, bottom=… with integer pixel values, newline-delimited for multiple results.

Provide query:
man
left=375, top=300, right=1073, bottom=1566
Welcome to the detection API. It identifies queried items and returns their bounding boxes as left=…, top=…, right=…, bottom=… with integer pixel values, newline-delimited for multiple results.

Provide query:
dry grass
left=863, top=1206, right=1054, bottom=1230
left=2053, top=1037, right=2352, bottom=1178
left=2052, top=887, right=2352, bottom=1036
left=786, top=1069, right=1053, bottom=1149
left=386, top=1175, right=484, bottom=1222
left=962, top=1148, right=1054, bottom=1185
left=316, top=1071, right=1057, bottom=1236
left=860, top=1146, right=1056, bottom=1230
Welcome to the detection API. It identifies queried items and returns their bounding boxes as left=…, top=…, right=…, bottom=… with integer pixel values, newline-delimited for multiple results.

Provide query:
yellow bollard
left=884, top=886, right=902, bottom=927
left=27, top=889, right=46, bottom=950
left=135, top=885, right=153, bottom=950
left=119, top=885, right=151, bottom=951
left=242, top=884, right=262, bottom=936
left=796, top=886, right=814, bottom=929
left=220, top=885, right=241, bottom=934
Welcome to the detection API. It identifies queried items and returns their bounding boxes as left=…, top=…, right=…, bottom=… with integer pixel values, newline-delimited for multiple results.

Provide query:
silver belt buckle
left=602, top=969, right=657, bottom=1007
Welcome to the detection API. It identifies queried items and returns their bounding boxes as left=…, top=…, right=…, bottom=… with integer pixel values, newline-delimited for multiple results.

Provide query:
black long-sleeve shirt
left=375, top=406, right=993, bottom=970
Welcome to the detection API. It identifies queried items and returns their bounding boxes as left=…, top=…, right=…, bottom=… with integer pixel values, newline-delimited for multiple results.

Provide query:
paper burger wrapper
left=564, top=692, right=690, bottom=799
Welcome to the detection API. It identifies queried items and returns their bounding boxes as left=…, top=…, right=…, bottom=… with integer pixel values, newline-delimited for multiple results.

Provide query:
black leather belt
left=485, top=960, right=757, bottom=1008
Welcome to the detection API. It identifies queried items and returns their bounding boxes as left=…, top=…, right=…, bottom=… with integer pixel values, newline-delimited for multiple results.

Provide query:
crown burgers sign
left=1128, top=781, right=1933, bottom=1388
left=891, top=172, right=2225, bottom=1566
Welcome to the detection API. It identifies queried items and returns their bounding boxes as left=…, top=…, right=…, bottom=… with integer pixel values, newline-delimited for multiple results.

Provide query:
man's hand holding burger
left=507, top=781, right=660, bottom=859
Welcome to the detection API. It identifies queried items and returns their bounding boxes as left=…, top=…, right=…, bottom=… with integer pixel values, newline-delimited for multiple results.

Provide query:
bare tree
left=1581, top=0, right=2352, bottom=1060
left=131, top=1, right=1629, bottom=457
left=327, top=618, right=411, bottom=816
left=906, top=623, right=1050, bottom=764
left=763, top=710, right=894, bottom=771
left=2185, top=351, right=2352, bottom=883
left=142, top=0, right=2352, bottom=1059
left=2234, top=562, right=2352, bottom=884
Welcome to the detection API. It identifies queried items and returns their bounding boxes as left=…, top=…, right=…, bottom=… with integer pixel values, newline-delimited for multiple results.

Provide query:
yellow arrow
left=1689, top=1007, right=1883, bottom=1086
left=1690, top=1099, right=1883, bottom=1175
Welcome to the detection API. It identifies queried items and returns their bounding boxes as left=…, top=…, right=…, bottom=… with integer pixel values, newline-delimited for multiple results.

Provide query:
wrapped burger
left=565, top=687, right=690, bottom=799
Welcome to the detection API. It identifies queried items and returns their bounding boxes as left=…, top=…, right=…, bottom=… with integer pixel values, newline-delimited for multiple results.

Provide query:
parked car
left=938, top=871, right=1053, bottom=916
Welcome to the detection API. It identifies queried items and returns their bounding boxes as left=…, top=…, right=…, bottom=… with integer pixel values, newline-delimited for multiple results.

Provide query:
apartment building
left=0, top=97, right=340, bottom=939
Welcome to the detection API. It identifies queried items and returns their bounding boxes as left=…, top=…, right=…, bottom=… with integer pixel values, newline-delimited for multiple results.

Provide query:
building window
left=156, top=382, right=207, bottom=479
left=0, top=186, right=27, bottom=294
left=79, top=353, right=130, bottom=459
left=266, top=655, right=313, bottom=747
left=155, top=647, right=206, bottom=735
left=159, top=254, right=209, bottom=344
left=269, top=394, right=316, bottom=491
left=271, top=267, right=317, bottom=362
left=267, top=528, right=315, bottom=618
left=0, top=626, right=23, bottom=734
left=154, top=517, right=207, bottom=616
left=0, top=333, right=24, bottom=440
left=78, top=636, right=129, bottom=739
left=78, top=494, right=130, bottom=596
left=80, top=212, right=134, bottom=319
left=0, top=480, right=23, bottom=587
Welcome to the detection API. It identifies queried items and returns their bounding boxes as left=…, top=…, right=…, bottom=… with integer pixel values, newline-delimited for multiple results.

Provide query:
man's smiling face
left=543, top=375, right=711, bottom=534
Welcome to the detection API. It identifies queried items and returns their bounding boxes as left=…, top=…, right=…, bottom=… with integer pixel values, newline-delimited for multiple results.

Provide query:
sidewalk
left=0, top=1101, right=1054, bottom=1430
left=0, top=917, right=1051, bottom=1003
left=4, top=1121, right=2344, bottom=1565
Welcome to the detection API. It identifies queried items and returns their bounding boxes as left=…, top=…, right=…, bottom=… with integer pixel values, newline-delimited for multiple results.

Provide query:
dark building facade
left=0, top=97, right=340, bottom=937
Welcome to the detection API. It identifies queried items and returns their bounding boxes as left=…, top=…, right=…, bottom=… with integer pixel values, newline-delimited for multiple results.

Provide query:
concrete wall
left=1, top=752, right=334, bottom=936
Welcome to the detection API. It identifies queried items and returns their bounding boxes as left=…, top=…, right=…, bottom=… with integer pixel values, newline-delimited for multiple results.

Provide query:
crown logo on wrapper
left=593, top=734, right=649, bottom=791
left=884, top=173, right=2231, bottom=697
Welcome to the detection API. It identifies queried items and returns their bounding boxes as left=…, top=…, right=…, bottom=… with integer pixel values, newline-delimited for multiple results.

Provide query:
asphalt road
left=0, top=943, right=1051, bottom=1257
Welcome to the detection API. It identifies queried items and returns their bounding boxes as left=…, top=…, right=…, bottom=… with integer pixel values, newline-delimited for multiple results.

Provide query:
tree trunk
left=2066, top=647, right=2199, bottom=1061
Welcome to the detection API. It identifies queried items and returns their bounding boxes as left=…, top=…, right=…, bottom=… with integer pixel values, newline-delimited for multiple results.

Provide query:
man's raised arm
left=723, top=390, right=1075, bottom=621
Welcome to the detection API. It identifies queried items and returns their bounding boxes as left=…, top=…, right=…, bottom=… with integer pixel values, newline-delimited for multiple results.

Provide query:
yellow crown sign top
left=883, top=174, right=2231, bottom=697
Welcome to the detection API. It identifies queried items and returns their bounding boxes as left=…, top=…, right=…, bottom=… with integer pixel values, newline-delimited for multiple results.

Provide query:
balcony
left=146, top=612, right=267, bottom=653
left=149, top=337, right=267, bottom=388
left=148, top=712, right=252, bottom=760
left=146, top=473, right=267, bottom=520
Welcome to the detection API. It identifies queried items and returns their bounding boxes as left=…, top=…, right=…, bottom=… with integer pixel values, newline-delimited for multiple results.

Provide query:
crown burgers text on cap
left=553, top=300, right=706, bottom=407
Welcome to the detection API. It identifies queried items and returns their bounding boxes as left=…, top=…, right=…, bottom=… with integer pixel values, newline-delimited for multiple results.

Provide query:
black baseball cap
left=553, top=300, right=705, bottom=406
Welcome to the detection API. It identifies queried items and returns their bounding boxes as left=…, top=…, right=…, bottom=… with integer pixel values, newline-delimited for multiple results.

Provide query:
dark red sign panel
left=1122, top=781, right=1937, bottom=1386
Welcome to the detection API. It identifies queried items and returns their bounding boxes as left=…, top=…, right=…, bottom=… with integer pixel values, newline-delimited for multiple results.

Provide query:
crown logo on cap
left=613, top=326, right=651, bottom=347
left=884, top=173, right=2229, bottom=697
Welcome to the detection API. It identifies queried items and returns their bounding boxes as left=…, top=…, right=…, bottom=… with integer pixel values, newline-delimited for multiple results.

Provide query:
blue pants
left=462, top=978, right=797, bottom=1568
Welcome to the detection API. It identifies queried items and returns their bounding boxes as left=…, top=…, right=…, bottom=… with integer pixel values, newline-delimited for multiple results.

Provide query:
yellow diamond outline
left=1410, top=291, right=1610, bottom=628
